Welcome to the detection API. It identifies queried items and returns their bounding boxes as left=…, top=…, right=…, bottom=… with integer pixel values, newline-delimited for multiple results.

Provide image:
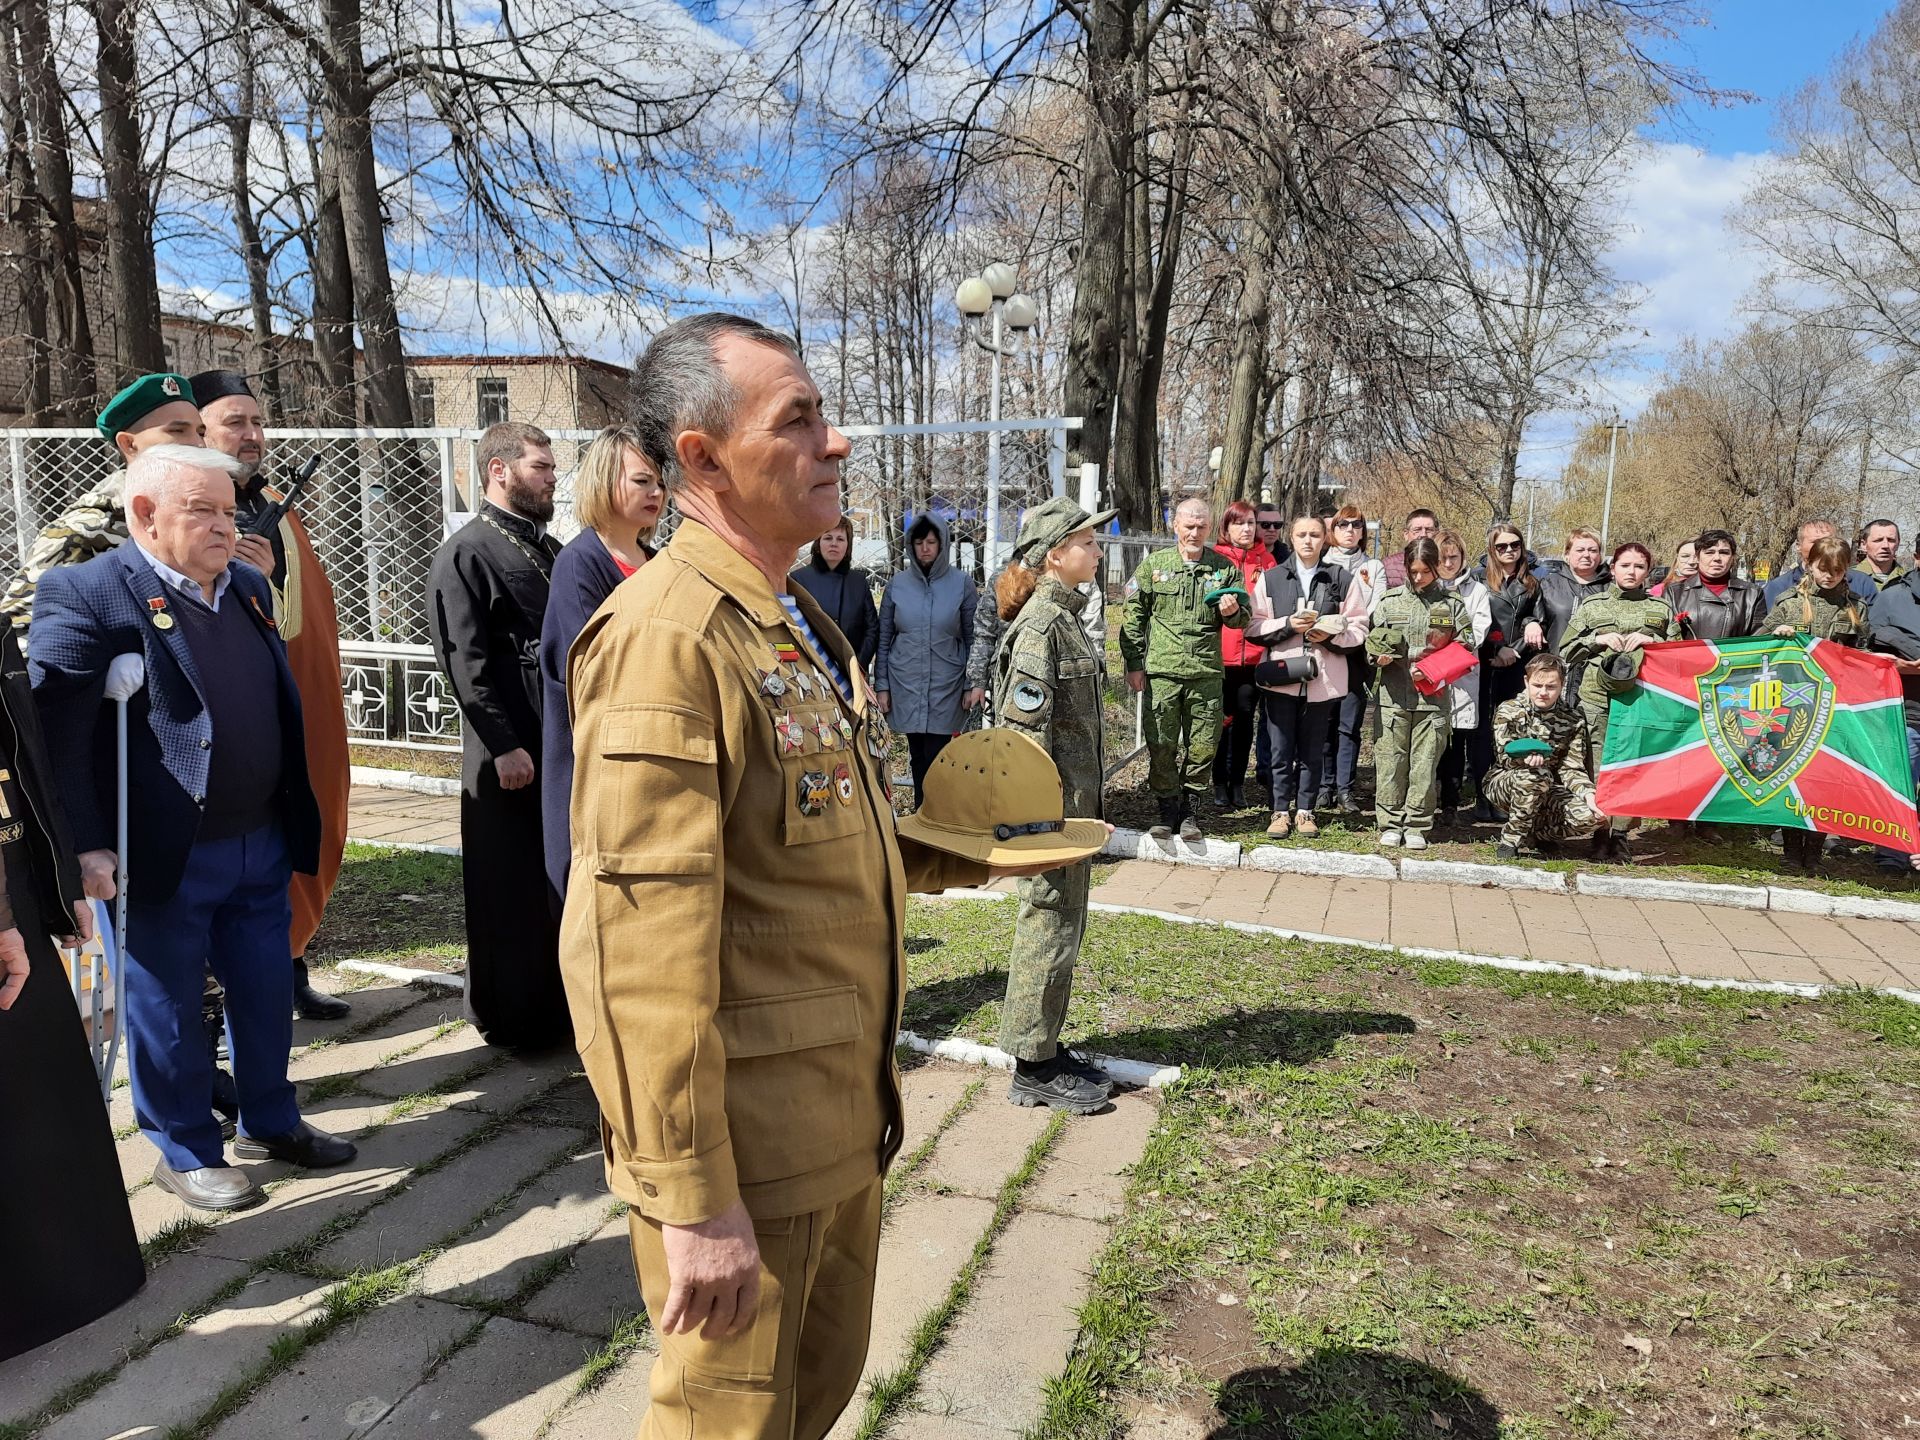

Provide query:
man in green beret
left=1, top=373, right=203, bottom=635
left=1120, top=495, right=1245, bottom=840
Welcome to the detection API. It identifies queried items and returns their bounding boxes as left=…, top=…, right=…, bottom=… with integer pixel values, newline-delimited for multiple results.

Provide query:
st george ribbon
left=1596, top=635, right=1919, bottom=850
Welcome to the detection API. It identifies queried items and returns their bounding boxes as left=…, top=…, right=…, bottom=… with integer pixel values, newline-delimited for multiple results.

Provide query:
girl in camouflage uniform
left=1560, top=542, right=1673, bottom=860
left=1763, top=535, right=1868, bottom=872
left=992, top=497, right=1117, bottom=1115
left=1366, top=538, right=1475, bottom=849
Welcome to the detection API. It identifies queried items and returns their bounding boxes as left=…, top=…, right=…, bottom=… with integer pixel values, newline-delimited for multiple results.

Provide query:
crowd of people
left=3, top=319, right=1918, bottom=1437
left=1117, top=501, right=1920, bottom=872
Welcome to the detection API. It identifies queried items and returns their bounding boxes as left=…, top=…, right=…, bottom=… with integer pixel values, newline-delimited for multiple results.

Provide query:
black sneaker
left=1056, top=1045, right=1114, bottom=1093
left=1495, top=842, right=1519, bottom=860
left=1009, top=1056, right=1107, bottom=1114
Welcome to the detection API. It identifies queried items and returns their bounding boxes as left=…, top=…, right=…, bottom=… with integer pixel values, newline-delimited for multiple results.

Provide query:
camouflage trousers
left=1482, top=768, right=1602, bottom=849
left=1374, top=702, right=1451, bottom=835
left=998, top=858, right=1091, bottom=1062
left=1145, top=675, right=1221, bottom=798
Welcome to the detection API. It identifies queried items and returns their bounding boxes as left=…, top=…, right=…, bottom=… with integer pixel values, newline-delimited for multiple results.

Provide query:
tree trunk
left=1062, top=0, right=1134, bottom=520
left=16, top=0, right=94, bottom=415
left=1214, top=184, right=1278, bottom=512
left=308, top=124, right=358, bottom=423
left=0, top=23, right=51, bottom=420
left=93, top=0, right=164, bottom=380
left=319, top=0, right=412, bottom=426
left=227, top=6, right=279, bottom=411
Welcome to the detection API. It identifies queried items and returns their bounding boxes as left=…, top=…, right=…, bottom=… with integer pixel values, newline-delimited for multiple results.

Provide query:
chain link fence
left=1, top=420, right=1092, bottom=757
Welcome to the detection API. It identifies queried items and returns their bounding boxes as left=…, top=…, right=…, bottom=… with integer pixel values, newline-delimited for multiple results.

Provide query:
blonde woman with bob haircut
left=537, top=424, right=667, bottom=898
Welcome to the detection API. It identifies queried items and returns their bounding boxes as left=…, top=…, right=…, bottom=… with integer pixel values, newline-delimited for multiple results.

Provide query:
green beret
left=96, top=373, right=195, bottom=441
left=1012, top=495, right=1117, bottom=565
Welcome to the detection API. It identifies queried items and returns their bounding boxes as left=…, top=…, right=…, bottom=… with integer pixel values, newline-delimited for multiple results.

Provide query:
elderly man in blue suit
left=30, top=443, right=353, bottom=1211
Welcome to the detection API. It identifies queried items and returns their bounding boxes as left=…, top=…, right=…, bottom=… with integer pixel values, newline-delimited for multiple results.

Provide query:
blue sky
left=1532, top=1, right=1897, bottom=473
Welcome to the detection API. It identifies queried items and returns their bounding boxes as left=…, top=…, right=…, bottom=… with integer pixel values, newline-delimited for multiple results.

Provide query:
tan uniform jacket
left=562, top=521, right=987, bottom=1227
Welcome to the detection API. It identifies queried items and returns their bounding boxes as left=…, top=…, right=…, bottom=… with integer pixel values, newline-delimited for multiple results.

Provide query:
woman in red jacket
left=1211, top=500, right=1281, bottom=806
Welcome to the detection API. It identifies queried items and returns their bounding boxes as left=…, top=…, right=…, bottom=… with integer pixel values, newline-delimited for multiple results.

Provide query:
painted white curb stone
left=1244, top=845, right=1397, bottom=880
left=1103, top=825, right=1241, bottom=869
left=1575, top=872, right=1769, bottom=910
left=1825, top=892, right=1920, bottom=923
left=1397, top=858, right=1567, bottom=893
left=897, top=1030, right=1181, bottom=1090
left=351, top=766, right=460, bottom=797
left=347, top=837, right=463, bottom=858
left=339, top=959, right=466, bottom=991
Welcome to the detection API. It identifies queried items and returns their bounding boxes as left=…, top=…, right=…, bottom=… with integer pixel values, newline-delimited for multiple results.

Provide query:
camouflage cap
left=1012, top=495, right=1117, bottom=565
left=96, top=373, right=196, bottom=441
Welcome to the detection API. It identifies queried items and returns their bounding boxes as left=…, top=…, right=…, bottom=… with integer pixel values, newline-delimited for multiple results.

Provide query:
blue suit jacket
left=28, top=543, right=322, bottom=903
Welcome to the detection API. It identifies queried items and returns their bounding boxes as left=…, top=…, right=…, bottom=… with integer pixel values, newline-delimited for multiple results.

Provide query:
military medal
left=832, top=763, right=856, bottom=807
left=837, top=714, right=854, bottom=743
left=759, top=669, right=786, bottom=699
left=866, top=719, right=889, bottom=759
left=152, top=611, right=175, bottom=631
left=775, top=711, right=805, bottom=754
left=796, top=769, right=832, bottom=816
left=791, top=666, right=814, bottom=699
left=773, top=642, right=802, bottom=666
left=813, top=714, right=839, bottom=750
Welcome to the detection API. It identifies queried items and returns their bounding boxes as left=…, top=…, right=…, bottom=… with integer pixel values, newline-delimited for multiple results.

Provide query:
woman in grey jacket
left=876, top=514, right=980, bottom=807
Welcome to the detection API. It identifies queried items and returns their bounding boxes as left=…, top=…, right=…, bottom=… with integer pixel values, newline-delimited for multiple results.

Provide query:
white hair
left=126, top=444, right=244, bottom=504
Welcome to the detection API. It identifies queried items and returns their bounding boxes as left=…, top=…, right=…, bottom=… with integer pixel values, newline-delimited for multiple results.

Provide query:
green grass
left=897, top=900, right=1920, bottom=1440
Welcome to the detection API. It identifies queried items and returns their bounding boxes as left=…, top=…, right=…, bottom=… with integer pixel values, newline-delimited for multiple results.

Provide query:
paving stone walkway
left=348, top=784, right=1920, bottom=996
left=1090, top=859, right=1920, bottom=992
left=1, top=970, right=1156, bottom=1439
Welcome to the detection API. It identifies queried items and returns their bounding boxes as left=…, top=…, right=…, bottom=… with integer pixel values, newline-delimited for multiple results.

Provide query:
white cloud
left=1520, top=142, right=1778, bottom=479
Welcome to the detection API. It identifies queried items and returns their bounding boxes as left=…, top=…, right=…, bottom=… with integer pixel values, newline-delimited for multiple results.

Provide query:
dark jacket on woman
left=1537, top=559, right=1612, bottom=655
left=1474, top=569, right=1544, bottom=657
left=1868, top=567, right=1920, bottom=730
left=539, top=530, right=643, bottom=899
left=790, top=547, right=880, bottom=670
left=1663, top=574, right=1766, bottom=641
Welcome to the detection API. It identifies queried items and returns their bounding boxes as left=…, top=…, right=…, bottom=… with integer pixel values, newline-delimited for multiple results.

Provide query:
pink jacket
left=1246, top=558, right=1374, bottom=703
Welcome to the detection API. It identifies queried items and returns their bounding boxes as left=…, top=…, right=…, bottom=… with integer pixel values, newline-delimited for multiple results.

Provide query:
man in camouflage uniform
left=994, top=495, right=1116, bottom=1113
left=1365, top=559, right=1474, bottom=846
left=1, top=373, right=205, bottom=635
left=1482, top=653, right=1601, bottom=859
left=1120, top=496, right=1246, bottom=840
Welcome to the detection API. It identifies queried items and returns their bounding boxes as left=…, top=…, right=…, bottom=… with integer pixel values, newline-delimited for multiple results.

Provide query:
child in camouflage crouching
left=1482, top=653, right=1603, bottom=860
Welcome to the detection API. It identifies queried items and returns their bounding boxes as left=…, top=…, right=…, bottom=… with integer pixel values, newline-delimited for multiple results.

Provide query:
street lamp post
left=955, top=265, right=1038, bottom=574
left=1600, top=416, right=1627, bottom=551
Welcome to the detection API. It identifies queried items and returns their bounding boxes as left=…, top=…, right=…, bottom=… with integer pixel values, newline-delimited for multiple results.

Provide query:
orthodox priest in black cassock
left=427, top=431, right=567, bottom=1050
left=0, top=625, right=144, bottom=1360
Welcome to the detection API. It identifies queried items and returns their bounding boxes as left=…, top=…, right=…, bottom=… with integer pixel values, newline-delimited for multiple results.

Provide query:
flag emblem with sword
left=1697, top=648, right=1834, bottom=805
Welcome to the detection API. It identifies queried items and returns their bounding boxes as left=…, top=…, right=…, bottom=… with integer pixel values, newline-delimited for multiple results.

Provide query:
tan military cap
left=895, top=729, right=1108, bottom=867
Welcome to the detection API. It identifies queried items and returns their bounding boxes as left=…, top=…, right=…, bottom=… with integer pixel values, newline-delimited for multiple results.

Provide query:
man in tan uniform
left=562, top=313, right=1020, bottom=1438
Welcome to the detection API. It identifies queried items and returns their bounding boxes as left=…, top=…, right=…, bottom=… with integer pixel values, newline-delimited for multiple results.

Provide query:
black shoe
left=1589, top=832, right=1611, bottom=861
left=1009, top=1056, right=1107, bottom=1114
left=153, top=1160, right=265, bottom=1212
left=1438, top=806, right=1457, bottom=828
left=233, top=1121, right=357, bottom=1168
left=1473, top=798, right=1497, bottom=823
left=1149, top=796, right=1180, bottom=839
left=1495, top=842, right=1519, bottom=861
left=1055, top=1044, right=1115, bottom=1094
left=1212, top=783, right=1231, bottom=807
left=293, top=959, right=352, bottom=1022
left=1229, top=783, right=1246, bottom=809
left=1606, top=832, right=1633, bottom=863
left=1338, top=791, right=1362, bottom=817
left=211, top=1066, right=239, bottom=1141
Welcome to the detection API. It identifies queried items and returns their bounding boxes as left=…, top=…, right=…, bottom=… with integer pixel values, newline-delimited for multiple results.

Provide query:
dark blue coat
left=28, top=543, right=320, bottom=904
left=537, top=530, right=637, bottom=899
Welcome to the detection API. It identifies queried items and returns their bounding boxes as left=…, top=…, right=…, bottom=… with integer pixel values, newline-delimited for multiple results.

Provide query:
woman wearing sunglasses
left=1211, top=501, right=1282, bottom=807
left=1322, top=505, right=1386, bottom=814
left=1468, top=524, right=1545, bottom=819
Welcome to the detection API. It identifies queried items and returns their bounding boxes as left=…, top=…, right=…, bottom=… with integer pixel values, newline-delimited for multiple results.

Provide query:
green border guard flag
left=1595, top=635, right=1919, bottom=850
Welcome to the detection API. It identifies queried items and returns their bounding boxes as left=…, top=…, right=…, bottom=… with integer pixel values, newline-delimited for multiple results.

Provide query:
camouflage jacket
left=1761, top=581, right=1868, bottom=646
left=1365, top=582, right=1475, bottom=712
left=1560, top=586, right=1674, bottom=705
left=1491, top=695, right=1595, bottom=793
left=0, top=472, right=130, bottom=634
left=1119, top=545, right=1245, bottom=682
left=995, top=576, right=1105, bottom=819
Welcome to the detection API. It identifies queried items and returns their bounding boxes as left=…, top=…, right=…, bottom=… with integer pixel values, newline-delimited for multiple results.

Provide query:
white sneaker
left=1379, top=830, right=1403, bottom=847
left=1404, top=832, right=1429, bottom=851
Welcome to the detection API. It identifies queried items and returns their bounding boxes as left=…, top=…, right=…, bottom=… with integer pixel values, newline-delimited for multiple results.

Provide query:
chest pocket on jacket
left=1057, top=655, right=1099, bottom=681
left=779, top=729, right=866, bottom=847
left=593, top=704, right=717, bottom=877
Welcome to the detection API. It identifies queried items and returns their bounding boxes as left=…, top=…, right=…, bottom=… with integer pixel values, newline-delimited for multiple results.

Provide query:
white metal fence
left=3, top=419, right=1082, bottom=754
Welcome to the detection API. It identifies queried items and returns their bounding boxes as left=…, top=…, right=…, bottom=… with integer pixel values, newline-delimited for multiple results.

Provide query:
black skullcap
left=188, top=369, right=255, bottom=405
